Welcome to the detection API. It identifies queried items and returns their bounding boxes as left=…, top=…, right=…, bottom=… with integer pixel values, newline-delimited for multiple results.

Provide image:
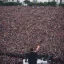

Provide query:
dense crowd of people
left=0, top=6, right=64, bottom=64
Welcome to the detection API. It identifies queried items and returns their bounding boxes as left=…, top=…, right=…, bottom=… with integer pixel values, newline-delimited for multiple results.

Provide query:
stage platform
left=23, top=59, right=48, bottom=64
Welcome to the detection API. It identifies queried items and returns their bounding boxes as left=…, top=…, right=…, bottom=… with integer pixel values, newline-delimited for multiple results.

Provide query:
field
left=0, top=6, right=64, bottom=64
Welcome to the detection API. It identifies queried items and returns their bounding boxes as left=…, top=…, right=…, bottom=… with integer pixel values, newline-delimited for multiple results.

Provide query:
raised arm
left=34, top=45, right=40, bottom=52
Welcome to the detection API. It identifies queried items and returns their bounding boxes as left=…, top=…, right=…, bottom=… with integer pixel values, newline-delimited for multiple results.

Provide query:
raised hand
left=35, top=45, right=40, bottom=52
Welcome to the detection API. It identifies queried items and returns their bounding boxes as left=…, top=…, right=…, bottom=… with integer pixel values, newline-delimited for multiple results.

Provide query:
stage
left=23, top=59, right=48, bottom=64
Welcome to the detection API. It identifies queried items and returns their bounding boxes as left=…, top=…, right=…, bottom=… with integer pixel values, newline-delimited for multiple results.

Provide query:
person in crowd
left=47, top=53, right=53, bottom=64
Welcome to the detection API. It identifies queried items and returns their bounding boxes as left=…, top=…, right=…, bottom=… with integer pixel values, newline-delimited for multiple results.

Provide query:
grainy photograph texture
left=0, top=6, right=64, bottom=64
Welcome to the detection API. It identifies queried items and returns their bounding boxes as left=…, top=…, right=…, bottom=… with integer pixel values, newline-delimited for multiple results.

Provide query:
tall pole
left=60, top=0, right=62, bottom=4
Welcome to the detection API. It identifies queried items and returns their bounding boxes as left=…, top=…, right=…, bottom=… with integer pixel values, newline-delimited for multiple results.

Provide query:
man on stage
left=25, top=45, right=40, bottom=64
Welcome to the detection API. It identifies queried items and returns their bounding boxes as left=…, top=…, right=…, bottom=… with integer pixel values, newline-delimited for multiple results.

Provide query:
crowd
left=0, top=6, right=64, bottom=64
